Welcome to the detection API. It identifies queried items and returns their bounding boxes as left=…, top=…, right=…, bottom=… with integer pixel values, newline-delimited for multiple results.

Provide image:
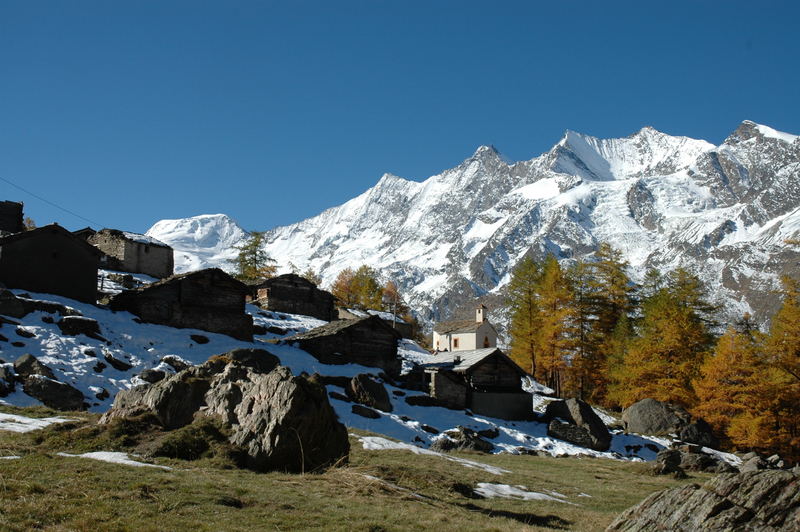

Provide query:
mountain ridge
left=147, top=121, right=800, bottom=327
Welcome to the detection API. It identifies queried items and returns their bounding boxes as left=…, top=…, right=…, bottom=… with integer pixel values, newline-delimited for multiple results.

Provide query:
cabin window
left=453, top=338, right=459, bottom=348
left=483, top=336, right=490, bottom=348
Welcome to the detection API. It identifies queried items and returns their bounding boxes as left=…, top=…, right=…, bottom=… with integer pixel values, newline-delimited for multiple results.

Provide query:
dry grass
left=0, top=407, right=710, bottom=531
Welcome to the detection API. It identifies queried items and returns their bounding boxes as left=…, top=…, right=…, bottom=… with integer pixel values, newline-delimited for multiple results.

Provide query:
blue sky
left=2, top=1, right=798, bottom=233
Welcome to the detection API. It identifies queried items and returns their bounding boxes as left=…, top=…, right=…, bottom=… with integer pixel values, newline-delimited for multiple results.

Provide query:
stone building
left=251, top=273, right=336, bottom=321
left=109, top=268, right=253, bottom=341
left=285, top=315, right=402, bottom=376
left=88, top=228, right=174, bottom=279
left=337, top=308, right=413, bottom=339
left=421, top=347, right=532, bottom=420
left=0, top=224, right=102, bottom=303
left=432, top=305, right=498, bottom=352
left=0, top=201, right=23, bottom=234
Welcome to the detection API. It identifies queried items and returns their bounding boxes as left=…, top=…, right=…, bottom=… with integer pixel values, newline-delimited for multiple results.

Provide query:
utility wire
left=0, top=175, right=103, bottom=227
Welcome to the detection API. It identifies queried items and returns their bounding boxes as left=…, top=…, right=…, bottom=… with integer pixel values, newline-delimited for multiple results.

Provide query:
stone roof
left=0, top=223, right=103, bottom=257
left=95, top=228, right=171, bottom=248
left=286, top=315, right=401, bottom=341
left=433, top=319, right=484, bottom=334
left=421, top=347, right=527, bottom=377
left=117, top=268, right=248, bottom=294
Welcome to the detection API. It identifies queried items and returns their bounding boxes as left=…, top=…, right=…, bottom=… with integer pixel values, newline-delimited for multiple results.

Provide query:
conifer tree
left=331, top=267, right=357, bottom=307
left=229, top=231, right=277, bottom=282
left=507, top=256, right=542, bottom=375
left=330, top=265, right=385, bottom=310
left=534, top=255, right=578, bottom=396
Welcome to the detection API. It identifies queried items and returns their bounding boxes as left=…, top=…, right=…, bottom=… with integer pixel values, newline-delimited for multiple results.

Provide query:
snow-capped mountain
left=147, top=121, right=800, bottom=326
left=146, top=214, right=247, bottom=273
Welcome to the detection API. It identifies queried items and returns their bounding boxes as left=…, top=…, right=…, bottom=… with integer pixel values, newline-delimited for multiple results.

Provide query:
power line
left=0, top=175, right=103, bottom=227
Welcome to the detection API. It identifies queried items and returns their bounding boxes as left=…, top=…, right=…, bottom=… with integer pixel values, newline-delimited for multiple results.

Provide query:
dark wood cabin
left=0, top=201, right=23, bottom=234
left=109, top=268, right=253, bottom=341
left=285, top=315, right=402, bottom=376
left=337, top=308, right=414, bottom=339
left=421, top=347, right=532, bottom=420
left=0, top=224, right=101, bottom=303
left=251, top=273, right=335, bottom=321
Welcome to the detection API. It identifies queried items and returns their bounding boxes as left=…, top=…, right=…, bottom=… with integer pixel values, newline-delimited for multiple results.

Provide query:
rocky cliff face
left=148, top=121, right=800, bottom=327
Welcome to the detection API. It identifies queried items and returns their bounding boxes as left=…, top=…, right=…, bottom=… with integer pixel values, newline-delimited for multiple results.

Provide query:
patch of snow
left=513, top=178, right=561, bottom=201
left=56, top=451, right=172, bottom=470
left=121, top=232, right=170, bottom=248
left=1, top=455, right=21, bottom=460
left=0, top=413, right=72, bottom=433
left=474, top=483, right=574, bottom=504
left=755, top=123, right=799, bottom=143
left=354, top=434, right=509, bottom=475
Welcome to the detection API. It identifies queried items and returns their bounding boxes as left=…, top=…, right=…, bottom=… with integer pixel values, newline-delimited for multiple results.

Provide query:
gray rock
left=102, top=348, right=348, bottom=473
left=57, top=316, right=101, bottom=337
left=0, top=289, right=28, bottom=318
left=0, top=365, right=15, bottom=397
left=606, top=470, right=800, bottom=531
left=22, top=375, right=86, bottom=411
left=161, top=355, right=190, bottom=372
left=544, top=398, right=611, bottom=451
left=103, top=353, right=133, bottom=372
left=351, top=404, right=380, bottom=419
left=139, top=369, right=166, bottom=384
left=347, top=374, right=392, bottom=413
left=430, top=426, right=494, bottom=453
left=741, top=456, right=768, bottom=472
left=622, top=398, right=718, bottom=447
left=14, top=354, right=56, bottom=380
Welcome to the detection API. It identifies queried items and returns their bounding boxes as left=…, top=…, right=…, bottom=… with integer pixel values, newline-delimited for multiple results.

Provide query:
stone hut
left=432, top=305, right=498, bottom=352
left=88, top=228, right=174, bottom=279
left=0, top=224, right=102, bottom=303
left=252, top=274, right=336, bottom=321
left=338, top=308, right=413, bottom=339
left=109, top=268, right=253, bottom=341
left=285, top=315, right=402, bottom=376
left=421, top=347, right=532, bottom=420
left=0, top=201, right=23, bottom=234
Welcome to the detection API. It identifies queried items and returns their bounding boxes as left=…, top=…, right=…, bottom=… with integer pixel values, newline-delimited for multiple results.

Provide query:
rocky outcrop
left=544, top=398, right=611, bottom=452
left=346, top=374, right=392, bottom=413
left=57, top=316, right=102, bottom=338
left=0, top=364, right=15, bottom=396
left=622, top=398, right=718, bottom=448
left=14, top=353, right=55, bottom=380
left=607, top=470, right=800, bottom=531
left=101, top=348, right=349, bottom=473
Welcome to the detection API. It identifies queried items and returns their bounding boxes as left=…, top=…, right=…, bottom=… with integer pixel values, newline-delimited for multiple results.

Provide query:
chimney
left=476, top=304, right=488, bottom=323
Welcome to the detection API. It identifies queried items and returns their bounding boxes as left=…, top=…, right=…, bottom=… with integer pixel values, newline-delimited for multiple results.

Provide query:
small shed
left=337, top=308, right=414, bottom=339
left=109, top=268, right=253, bottom=341
left=252, top=273, right=336, bottom=321
left=0, top=201, right=23, bottom=234
left=88, top=228, right=174, bottom=279
left=0, top=224, right=102, bottom=303
left=285, top=315, right=402, bottom=376
left=421, top=347, right=532, bottom=420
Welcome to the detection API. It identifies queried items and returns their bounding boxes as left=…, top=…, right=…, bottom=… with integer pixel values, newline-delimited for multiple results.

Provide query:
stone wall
left=88, top=229, right=173, bottom=279
left=0, top=201, right=23, bottom=234
left=470, top=392, right=532, bottom=420
left=430, top=370, right=467, bottom=409
left=258, top=274, right=335, bottom=321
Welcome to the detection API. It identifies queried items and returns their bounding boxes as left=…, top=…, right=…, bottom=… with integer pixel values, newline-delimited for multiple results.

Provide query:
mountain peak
left=726, top=120, right=798, bottom=145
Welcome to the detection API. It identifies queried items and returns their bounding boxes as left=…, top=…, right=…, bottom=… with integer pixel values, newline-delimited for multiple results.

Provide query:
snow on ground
left=473, top=483, right=574, bottom=504
left=98, top=269, right=160, bottom=295
left=354, top=435, right=509, bottom=475
left=0, top=291, right=683, bottom=463
left=0, top=413, right=72, bottom=433
left=1, top=455, right=20, bottom=459
left=56, top=451, right=172, bottom=470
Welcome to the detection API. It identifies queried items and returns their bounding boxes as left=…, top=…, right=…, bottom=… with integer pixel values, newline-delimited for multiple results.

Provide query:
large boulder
left=544, top=398, right=611, bottom=452
left=57, top=316, right=101, bottom=337
left=14, top=354, right=56, bottom=380
left=346, top=374, right=392, bottom=413
left=0, top=364, right=15, bottom=397
left=607, top=470, right=800, bottom=531
left=101, top=348, right=349, bottom=473
left=0, top=289, right=28, bottom=318
left=622, top=398, right=718, bottom=447
left=22, top=375, right=86, bottom=411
